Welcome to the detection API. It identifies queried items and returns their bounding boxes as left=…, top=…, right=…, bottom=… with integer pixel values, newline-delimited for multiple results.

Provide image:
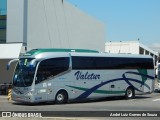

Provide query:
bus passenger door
left=34, top=61, right=49, bottom=102
left=34, top=76, right=48, bottom=102
left=37, top=57, right=70, bottom=101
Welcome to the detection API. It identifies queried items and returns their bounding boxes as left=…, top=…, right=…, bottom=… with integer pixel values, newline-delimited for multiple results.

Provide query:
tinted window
left=35, top=57, right=69, bottom=84
left=13, top=58, right=36, bottom=87
left=72, top=56, right=153, bottom=70
left=72, top=57, right=94, bottom=69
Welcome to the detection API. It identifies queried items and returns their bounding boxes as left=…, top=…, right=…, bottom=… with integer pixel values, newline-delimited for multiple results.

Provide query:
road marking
left=152, top=99, right=160, bottom=101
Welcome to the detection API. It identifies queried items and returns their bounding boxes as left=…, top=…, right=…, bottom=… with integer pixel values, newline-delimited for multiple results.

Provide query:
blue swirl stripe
left=75, top=71, right=154, bottom=100
left=75, top=78, right=124, bottom=100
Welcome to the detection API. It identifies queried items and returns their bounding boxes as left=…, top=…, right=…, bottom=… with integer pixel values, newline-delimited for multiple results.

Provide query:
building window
left=139, top=47, right=144, bottom=54
left=0, top=15, right=6, bottom=43
left=0, top=0, right=7, bottom=43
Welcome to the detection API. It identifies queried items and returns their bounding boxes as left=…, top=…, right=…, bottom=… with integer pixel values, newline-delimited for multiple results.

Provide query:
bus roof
left=24, top=48, right=99, bottom=56
left=22, top=48, right=153, bottom=59
left=70, top=52, right=153, bottom=59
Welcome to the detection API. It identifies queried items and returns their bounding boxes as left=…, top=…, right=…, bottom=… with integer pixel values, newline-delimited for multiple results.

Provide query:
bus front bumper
left=157, top=83, right=160, bottom=92
left=11, top=91, right=34, bottom=103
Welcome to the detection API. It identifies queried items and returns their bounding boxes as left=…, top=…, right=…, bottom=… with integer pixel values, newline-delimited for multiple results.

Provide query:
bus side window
left=35, top=57, right=69, bottom=84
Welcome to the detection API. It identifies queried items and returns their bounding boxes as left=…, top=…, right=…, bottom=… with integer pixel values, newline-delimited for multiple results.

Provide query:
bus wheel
left=55, top=90, right=68, bottom=104
left=125, top=87, right=135, bottom=99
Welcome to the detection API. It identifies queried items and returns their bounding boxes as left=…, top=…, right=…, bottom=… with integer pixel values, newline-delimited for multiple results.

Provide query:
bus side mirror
left=7, top=59, right=19, bottom=71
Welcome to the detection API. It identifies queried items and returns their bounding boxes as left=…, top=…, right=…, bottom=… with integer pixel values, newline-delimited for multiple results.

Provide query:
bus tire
left=125, top=87, right=135, bottom=99
left=55, top=90, right=68, bottom=104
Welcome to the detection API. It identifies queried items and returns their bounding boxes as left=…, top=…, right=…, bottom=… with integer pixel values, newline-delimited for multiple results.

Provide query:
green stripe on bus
left=25, top=48, right=99, bottom=56
left=137, top=69, right=148, bottom=83
left=66, top=85, right=125, bottom=94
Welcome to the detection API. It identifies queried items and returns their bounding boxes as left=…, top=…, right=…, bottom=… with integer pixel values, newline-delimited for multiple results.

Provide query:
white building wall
left=129, top=42, right=139, bottom=54
left=7, top=0, right=25, bottom=44
left=105, top=41, right=159, bottom=67
left=105, top=41, right=139, bottom=54
left=64, top=2, right=105, bottom=51
left=7, top=0, right=105, bottom=51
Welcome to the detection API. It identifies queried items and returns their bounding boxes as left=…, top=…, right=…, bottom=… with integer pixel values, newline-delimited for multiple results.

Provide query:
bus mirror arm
left=29, top=59, right=40, bottom=69
left=29, top=59, right=37, bottom=68
left=7, top=59, right=19, bottom=71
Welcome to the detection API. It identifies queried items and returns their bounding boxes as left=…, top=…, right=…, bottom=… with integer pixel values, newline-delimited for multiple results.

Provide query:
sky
left=0, top=0, right=6, bottom=15
left=0, top=0, right=160, bottom=48
left=66, top=0, right=160, bottom=48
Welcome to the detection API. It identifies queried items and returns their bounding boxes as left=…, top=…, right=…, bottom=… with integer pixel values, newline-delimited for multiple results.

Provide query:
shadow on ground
left=11, top=94, right=152, bottom=106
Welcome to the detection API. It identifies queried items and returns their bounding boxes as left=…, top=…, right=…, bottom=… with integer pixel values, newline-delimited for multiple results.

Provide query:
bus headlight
left=26, top=91, right=33, bottom=96
left=26, top=89, right=34, bottom=96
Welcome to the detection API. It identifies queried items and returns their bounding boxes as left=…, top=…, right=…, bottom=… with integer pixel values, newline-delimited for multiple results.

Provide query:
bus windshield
left=13, top=58, right=37, bottom=87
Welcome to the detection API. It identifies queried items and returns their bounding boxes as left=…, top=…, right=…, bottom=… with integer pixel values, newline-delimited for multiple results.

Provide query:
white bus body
left=8, top=49, right=155, bottom=104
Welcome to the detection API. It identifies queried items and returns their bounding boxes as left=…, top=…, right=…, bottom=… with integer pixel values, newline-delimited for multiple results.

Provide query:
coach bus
left=7, top=49, right=155, bottom=104
left=157, top=63, right=160, bottom=91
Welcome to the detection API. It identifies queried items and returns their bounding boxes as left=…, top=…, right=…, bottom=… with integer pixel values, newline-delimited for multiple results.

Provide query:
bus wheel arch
left=55, top=89, right=68, bottom=104
left=125, top=86, right=135, bottom=99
